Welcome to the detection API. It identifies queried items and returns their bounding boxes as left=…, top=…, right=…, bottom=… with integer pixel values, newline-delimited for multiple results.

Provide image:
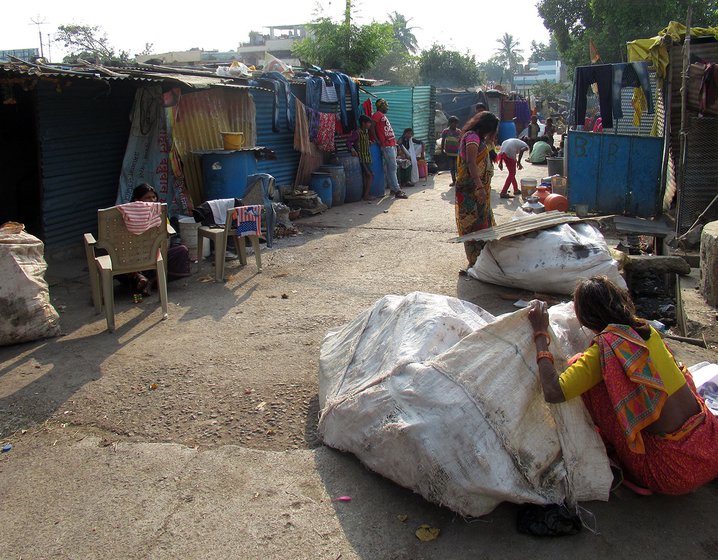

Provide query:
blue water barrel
left=497, top=121, right=517, bottom=145
left=337, top=154, right=363, bottom=203
left=369, top=144, right=385, bottom=197
left=318, top=165, right=346, bottom=207
left=310, top=172, right=333, bottom=208
left=198, top=150, right=257, bottom=200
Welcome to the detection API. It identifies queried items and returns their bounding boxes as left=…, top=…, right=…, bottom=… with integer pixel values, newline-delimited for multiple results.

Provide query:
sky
left=3, top=0, right=551, bottom=64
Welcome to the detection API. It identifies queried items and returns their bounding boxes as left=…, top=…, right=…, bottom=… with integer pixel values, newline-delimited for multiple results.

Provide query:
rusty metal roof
left=448, top=211, right=582, bottom=243
left=0, top=60, right=270, bottom=91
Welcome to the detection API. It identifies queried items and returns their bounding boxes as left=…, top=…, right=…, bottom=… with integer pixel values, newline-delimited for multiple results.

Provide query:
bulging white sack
left=0, top=228, right=60, bottom=346
left=318, top=292, right=612, bottom=517
left=468, top=222, right=625, bottom=295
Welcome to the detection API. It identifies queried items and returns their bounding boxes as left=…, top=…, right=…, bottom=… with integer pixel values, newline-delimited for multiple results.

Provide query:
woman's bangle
left=533, top=331, right=550, bottom=346
left=536, top=351, right=554, bottom=365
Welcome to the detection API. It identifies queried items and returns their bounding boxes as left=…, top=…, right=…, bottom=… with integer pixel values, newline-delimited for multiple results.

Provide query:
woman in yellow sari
left=455, top=111, right=500, bottom=267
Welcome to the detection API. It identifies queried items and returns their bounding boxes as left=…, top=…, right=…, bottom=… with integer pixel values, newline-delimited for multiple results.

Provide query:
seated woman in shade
left=124, top=184, right=191, bottom=296
left=527, top=136, right=556, bottom=164
left=528, top=276, right=718, bottom=495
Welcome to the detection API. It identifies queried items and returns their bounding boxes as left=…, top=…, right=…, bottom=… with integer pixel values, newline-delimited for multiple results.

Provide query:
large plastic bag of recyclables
left=318, top=292, right=612, bottom=517
left=0, top=223, right=60, bottom=346
left=468, top=222, right=626, bottom=295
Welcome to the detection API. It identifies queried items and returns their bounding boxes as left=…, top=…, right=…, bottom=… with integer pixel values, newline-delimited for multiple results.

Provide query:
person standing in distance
left=371, top=99, right=408, bottom=199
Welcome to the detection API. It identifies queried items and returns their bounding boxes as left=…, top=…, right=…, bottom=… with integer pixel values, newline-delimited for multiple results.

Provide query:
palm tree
left=388, top=11, right=419, bottom=54
left=494, top=33, right=524, bottom=88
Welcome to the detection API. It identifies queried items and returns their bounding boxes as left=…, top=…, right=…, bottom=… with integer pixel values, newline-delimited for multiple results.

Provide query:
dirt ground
left=1, top=164, right=717, bottom=559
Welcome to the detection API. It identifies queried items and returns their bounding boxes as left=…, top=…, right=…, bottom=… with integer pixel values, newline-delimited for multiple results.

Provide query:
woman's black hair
left=358, top=114, right=371, bottom=125
left=461, top=111, right=499, bottom=139
left=131, top=183, right=157, bottom=202
left=573, top=276, right=650, bottom=338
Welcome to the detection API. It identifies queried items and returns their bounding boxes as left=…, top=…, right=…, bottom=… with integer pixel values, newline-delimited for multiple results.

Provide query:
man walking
left=497, top=138, right=529, bottom=198
left=371, top=99, right=408, bottom=199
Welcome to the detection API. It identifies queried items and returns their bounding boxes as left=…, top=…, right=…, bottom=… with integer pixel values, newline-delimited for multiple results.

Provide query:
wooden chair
left=83, top=203, right=172, bottom=332
left=197, top=206, right=262, bottom=283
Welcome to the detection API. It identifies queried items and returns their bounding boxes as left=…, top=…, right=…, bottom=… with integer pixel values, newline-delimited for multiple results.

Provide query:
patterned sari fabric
left=455, top=132, right=495, bottom=266
left=581, top=325, right=718, bottom=495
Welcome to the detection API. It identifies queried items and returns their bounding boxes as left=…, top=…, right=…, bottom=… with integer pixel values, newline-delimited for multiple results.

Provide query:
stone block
left=700, top=221, right=718, bottom=306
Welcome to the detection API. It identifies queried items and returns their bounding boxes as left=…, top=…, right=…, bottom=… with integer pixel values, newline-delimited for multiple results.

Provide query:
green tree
left=528, top=38, right=560, bottom=63
left=537, top=0, right=718, bottom=70
left=55, top=24, right=130, bottom=64
left=388, top=12, right=419, bottom=53
left=477, top=57, right=507, bottom=85
left=493, top=33, right=524, bottom=88
left=418, top=44, right=481, bottom=88
left=292, top=17, right=395, bottom=75
left=368, top=46, right=419, bottom=84
left=530, top=80, right=571, bottom=104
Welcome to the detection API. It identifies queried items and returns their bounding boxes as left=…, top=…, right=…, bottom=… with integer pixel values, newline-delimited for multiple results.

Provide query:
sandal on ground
left=500, top=192, right=514, bottom=199
left=394, top=190, right=408, bottom=199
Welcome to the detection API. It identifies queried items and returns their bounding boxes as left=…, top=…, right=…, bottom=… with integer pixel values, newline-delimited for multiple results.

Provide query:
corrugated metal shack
left=358, top=85, right=437, bottom=161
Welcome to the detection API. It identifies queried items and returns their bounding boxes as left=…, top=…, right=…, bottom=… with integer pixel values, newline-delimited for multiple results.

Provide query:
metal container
left=521, top=195, right=545, bottom=214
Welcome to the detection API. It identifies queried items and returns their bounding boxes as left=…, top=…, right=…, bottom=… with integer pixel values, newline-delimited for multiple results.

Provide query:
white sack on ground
left=318, top=292, right=612, bottom=517
left=468, top=222, right=626, bottom=295
left=0, top=227, right=60, bottom=346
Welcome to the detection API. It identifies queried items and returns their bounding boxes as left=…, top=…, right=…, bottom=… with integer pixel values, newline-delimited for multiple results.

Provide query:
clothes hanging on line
left=306, top=107, right=321, bottom=142
left=116, top=202, right=163, bottom=234
left=320, top=77, right=338, bottom=102
left=573, top=64, right=615, bottom=129
left=316, top=112, right=336, bottom=152
left=305, top=77, right=323, bottom=110
left=293, top=97, right=312, bottom=155
left=612, top=62, right=654, bottom=120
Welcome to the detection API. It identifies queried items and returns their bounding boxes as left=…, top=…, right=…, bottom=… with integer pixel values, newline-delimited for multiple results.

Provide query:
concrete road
left=1, top=164, right=716, bottom=559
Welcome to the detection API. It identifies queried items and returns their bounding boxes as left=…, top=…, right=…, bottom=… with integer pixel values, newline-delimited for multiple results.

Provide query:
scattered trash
left=198, top=275, right=214, bottom=283
left=255, top=401, right=267, bottom=412
left=415, top=524, right=440, bottom=542
left=2, top=443, right=12, bottom=453
left=331, top=496, right=352, bottom=502
left=513, top=299, right=530, bottom=308
left=244, top=388, right=253, bottom=395
left=281, top=294, right=289, bottom=299
left=266, top=428, right=275, bottom=435
left=133, top=293, right=142, bottom=304
left=149, top=383, right=158, bottom=391
left=397, top=515, right=408, bottom=523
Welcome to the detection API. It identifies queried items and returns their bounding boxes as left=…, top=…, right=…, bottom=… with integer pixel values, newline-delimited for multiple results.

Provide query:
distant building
left=513, top=60, right=566, bottom=93
left=0, top=48, right=40, bottom=62
left=236, top=25, right=308, bottom=67
left=135, top=48, right=239, bottom=66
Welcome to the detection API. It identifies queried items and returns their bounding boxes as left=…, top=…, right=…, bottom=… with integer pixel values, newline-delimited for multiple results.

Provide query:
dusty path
left=1, top=166, right=717, bottom=559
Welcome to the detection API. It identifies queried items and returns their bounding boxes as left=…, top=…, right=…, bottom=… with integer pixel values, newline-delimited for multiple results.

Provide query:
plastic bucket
left=220, top=131, right=244, bottom=150
left=520, top=178, right=537, bottom=201
left=318, top=164, right=346, bottom=207
left=551, top=175, right=568, bottom=197
left=546, top=157, right=564, bottom=177
left=310, top=172, right=333, bottom=208
left=178, top=217, right=209, bottom=261
left=369, top=144, right=385, bottom=197
left=337, top=154, right=363, bottom=203
left=417, top=159, right=428, bottom=178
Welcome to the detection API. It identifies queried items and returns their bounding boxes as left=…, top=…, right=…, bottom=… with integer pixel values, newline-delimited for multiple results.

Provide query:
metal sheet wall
left=676, top=117, right=718, bottom=234
left=252, top=88, right=300, bottom=187
left=610, top=72, right=659, bottom=137
left=360, top=85, right=436, bottom=161
left=412, top=86, right=436, bottom=162
left=36, top=80, right=135, bottom=249
left=567, top=131, right=663, bottom=217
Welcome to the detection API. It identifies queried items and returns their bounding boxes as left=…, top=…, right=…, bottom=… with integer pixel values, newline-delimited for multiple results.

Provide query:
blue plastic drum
left=310, top=172, right=333, bottom=208
left=497, top=121, right=517, bottom=145
left=338, top=154, right=363, bottom=203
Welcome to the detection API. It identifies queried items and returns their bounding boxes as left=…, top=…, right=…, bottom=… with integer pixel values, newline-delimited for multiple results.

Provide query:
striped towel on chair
left=235, top=205, right=262, bottom=238
left=116, top=202, right=162, bottom=234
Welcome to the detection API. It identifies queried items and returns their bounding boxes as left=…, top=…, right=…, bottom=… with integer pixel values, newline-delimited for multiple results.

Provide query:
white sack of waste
left=468, top=222, right=626, bottom=295
left=0, top=226, right=60, bottom=346
left=318, top=292, right=612, bottom=517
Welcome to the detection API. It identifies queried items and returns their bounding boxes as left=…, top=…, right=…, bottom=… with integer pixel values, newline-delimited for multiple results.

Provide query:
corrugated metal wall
left=36, top=79, right=136, bottom=249
left=360, top=85, right=436, bottom=161
left=252, top=88, right=300, bottom=187
left=360, top=86, right=413, bottom=140
left=412, top=86, right=436, bottom=162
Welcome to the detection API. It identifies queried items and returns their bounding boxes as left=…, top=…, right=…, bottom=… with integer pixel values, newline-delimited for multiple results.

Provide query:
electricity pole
left=30, top=16, right=46, bottom=59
